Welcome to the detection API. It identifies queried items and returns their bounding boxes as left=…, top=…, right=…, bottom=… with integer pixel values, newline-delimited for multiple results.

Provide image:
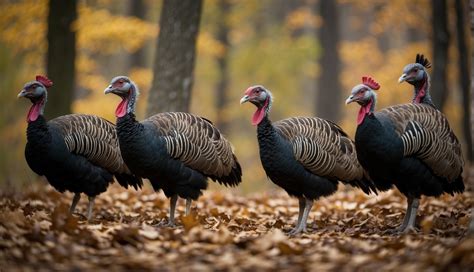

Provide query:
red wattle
left=415, top=89, right=425, bottom=103
left=414, top=81, right=427, bottom=104
left=115, top=98, right=129, bottom=117
left=251, top=98, right=269, bottom=126
left=357, top=100, right=373, bottom=125
left=27, top=101, right=43, bottom=122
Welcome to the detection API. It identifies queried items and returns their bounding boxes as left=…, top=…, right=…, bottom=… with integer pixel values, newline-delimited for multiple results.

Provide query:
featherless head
left=346, top=76, right=379, bottom=106
left=18, top=76, right=51, bottom=100
left=240, top=85, right=273, bottom=125
left=104, top=76, right=139, bottom=118
left=104, top=75, right=139, bottom=96
left=398, top=53, right=433, bottom=105
left=240, top=85, right=273, bottom=105
left=346, top=76, right=379, bottom=125
left=399, top=54, right=431, bottom=84
left=18, top=76, right=51, bottom=122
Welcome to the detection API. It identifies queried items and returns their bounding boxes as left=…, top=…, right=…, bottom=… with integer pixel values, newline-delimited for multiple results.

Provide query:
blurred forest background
left=0, top=0, right=472, bottom=194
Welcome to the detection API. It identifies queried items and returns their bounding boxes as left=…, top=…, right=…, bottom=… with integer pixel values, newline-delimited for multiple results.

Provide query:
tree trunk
left=316, top=0, right=342, bottom=122
left=456, top=0, right=473, bottom=162
left=468, top=0, right=474, bottom=235
left=46, top=0, right=77, bottom=119
left=128, top=0, right=147, bottom=69
left=431, top=0, right=450, bottom=110
left=214, top=0, right=231, bottom=133
left=147, top=0, right=203, bottom=115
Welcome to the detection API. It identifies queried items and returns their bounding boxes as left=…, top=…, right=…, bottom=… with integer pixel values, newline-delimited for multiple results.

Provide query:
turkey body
left=105, top=75, right=241, bottom=226
left=256, top=115, right=375, bottom=235
left=25, top=114, right=142, bottom=216
left=117, top=113, right=205, bottom=199
left=116, top=112, right=242, bottom=201
left=355, top=114, right=403, bottom=192
left=257, top=117, right=338, bottom=199
left=355, top=104, right=464, bottom=198
left=240, top=84, right=375, bottom=234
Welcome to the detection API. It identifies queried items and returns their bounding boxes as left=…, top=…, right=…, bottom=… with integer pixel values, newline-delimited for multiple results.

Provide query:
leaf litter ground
left=0, top=177, right=473, bottom=271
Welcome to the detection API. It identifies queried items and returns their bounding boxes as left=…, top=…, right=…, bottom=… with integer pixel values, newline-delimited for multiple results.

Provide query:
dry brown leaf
left=0, top=177, right=472, bottom=271
left=181, top=213, right=200, bottom=232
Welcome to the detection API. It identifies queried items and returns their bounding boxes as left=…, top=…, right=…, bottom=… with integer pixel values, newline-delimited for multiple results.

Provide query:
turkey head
left=240, top=85, right=273, bottom=125
left=345, top=76, right=380, bottom=125
left=104, top=76, right=139, bottom=117
left=18, top=75, right=53, bottom=122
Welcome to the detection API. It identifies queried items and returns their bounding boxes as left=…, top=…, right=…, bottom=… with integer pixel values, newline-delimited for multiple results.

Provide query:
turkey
left=104, top=76, right=242, bottom=227
left=18, top=75, right=142, bottom=220
left=240, top=85, right=376, bottom=235
left=398, top=53, right=435, bottom=107
left=346, top=76, right=464, bottom=233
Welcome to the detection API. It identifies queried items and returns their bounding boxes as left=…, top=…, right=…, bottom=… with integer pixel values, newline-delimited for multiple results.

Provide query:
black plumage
left=346, top=76, right=464, bottom=233
left=105, top=76, right=242, bottom=226
left=19, top=76, right=142, bottom=220
left=241, top=85, right=376, bottom=235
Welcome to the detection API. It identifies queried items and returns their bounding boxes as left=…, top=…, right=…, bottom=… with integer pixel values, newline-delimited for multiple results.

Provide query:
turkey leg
left=69, top=193, right=81, bottom=214
left=392, top=196, right=413, bottom=233
left=288, top=197, right=305, bottom=235
left=289, top=198, right=313, bottom=235
left=185, top=198, right=192, bottom=216
left=86, top=196, right=95, bottom=221
left=402, top=197, right=419, bottom=233
left=167, top=195, right=178, bottom=227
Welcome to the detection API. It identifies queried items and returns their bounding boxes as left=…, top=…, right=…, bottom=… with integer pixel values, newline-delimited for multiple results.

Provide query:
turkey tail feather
left=114, top=173, right=143, bottom=190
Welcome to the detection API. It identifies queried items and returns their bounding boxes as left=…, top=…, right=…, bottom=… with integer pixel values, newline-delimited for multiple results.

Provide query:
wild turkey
left=346, top=76, right=464, bottom=233
left=398, top=53, right=435, bottom=107
left=104, top=76, right=242, bottom=226
left=18, top=75, right=142, bottom=220
left=240, top=85, right=376, bottom=235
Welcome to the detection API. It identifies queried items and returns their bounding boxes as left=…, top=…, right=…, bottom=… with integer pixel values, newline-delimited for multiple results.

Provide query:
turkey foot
left=287, top=198, right=313, bottom=236
left=384, top=197, right=419, bottom=235
left=154, top=195, right=179, bottom=228
left=287, top=225, right=308, bottom=236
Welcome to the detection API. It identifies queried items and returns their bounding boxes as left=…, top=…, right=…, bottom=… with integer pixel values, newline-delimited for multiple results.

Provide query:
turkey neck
left=27, top=115, right=51, bottom=147
left=355, top=110, right=402, bottom=167
left=116, top=112, right=144, bottom=141
left=257, top=116, right=275, bottom=140
left=256, top=116, right=289, bottom=161
left=412, top=76, right=435, bottom=107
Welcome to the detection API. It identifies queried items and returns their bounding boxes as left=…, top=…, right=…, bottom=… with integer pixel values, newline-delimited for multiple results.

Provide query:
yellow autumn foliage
left=73, top=5, right=158, bottom=54
left=285, top=7, right=322, bottom=30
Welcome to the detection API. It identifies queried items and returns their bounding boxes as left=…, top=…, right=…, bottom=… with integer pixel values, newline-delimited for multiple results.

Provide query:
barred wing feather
left=377, top=103, right=463, bottom=181
left=274, top=117, right=365, bottom=181
left=49, top=114, right=131, bottom=174
left=144, top=112, right=239, bottom=180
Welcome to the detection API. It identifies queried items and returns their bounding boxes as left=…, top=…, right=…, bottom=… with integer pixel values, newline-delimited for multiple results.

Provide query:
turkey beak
left=240, top=95, right=249, bottom=104
left=17, top=89, right=27, bottom=98
left=104, top=85, right=114, bottom=94
left=345, top=95, right=355, bottom=105
left=398, top=73, right=407, bottom=83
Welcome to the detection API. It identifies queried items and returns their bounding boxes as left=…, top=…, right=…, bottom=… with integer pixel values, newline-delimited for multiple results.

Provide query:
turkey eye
left=413, top=68, right=418, bottom=73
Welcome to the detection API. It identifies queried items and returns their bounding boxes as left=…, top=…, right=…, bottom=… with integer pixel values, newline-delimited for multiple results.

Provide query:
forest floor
left=0, top=179, right=473, bottom=271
